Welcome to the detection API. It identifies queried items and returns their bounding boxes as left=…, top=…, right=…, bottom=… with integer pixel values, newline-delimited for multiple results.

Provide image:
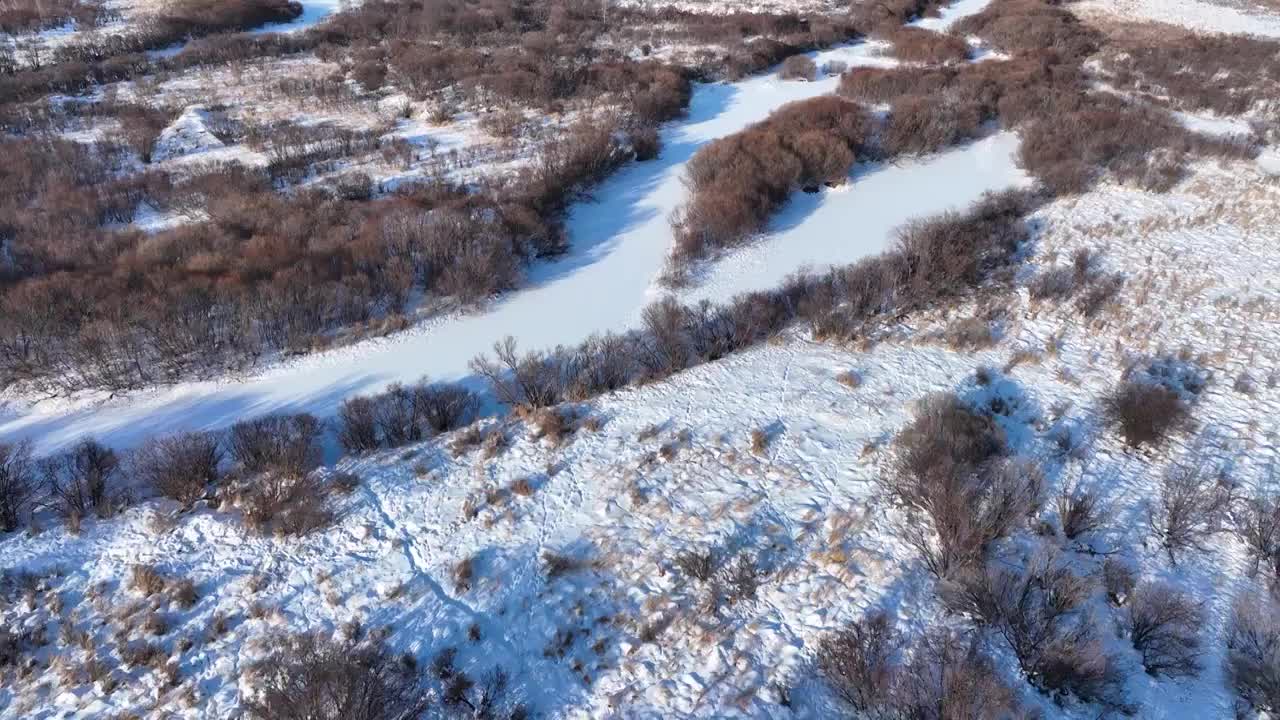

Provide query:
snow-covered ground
left=0, top=27, right=1025, bottom=456
left=1076, top=0, right=1280, bottom=37
left=4, top=152, right=1280, bottom=718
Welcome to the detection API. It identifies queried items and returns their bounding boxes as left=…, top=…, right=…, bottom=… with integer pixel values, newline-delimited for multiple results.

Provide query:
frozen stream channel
left=0, top=9, right=1030, bottom=453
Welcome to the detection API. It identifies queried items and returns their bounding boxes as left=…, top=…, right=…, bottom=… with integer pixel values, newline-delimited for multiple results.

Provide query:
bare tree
left=1149, top=461, right=1234, bottom=565
left=1232, top=490, right=1280, bottom=580
left=1225, top=593, right=1280, bottom=716
left=43, top=438, right=123, bottom=519
left=816, top=611, right=900, bottom=714
left=470, top=336, right=564, bottom=409
left=895, top=629, right=1023, bottom=720
left=0, top=441, right=36, bottom=532
left=227, top=413, right=323, bottom=477
left=1125, top=583, right=1202, bottom=678
left=131, top=432, right=222, bottom=507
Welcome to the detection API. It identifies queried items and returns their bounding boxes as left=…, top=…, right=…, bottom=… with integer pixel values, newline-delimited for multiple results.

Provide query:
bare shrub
left=43, top=438, right=125, bottom=519
left=946, top=555, right=1126, bottom=707
left=882, top=94, right=984, bottom=157
left=816, top=611, right=899, bottom=713
left=1056, top=482, right=1108, bottom=541
left=1104, top=380, right=1188, bottom=448
left=1075, top=272, right=1125, bottom=318
left=132, top=432, right=222, bottom=507
left=750, top=428, right=771, bottom=455
left=942, top=316, right=997, bottom=351
left=1029, top=266, right=1077, bottom=301
left=243, top=632, right=430, bottom=720
left=718, top=555, right=762, bottom=606
left=778, top=55, right=817, bottom=81
left=453, top=556, right=474, bottom=593
left=895, top=629, right=1023, bottom=720
left=1225, top=593, right=1280, bottom=716
left=337, top=396, right=380, bottom=454
left=892, top=393, right=1005, bottom=493
left=471, top=336, right=565, bottom=410
left=1125, top=583, right=1202, bottom=677
left=1102, top=557, right=1136, bottom=606
left=674, top=549, right=716, bottom=582
left=1233, top=491, right=1280, bottom=579
left=130, top=564, right=168, bottom=597
left=236, top=473, right=335, bottom=537
left=0, top=441, right=36, bottom=532
left=1149, top=461, right=1234, bottom=565
left=543, top=551, right=592, bottom=579
left=227, top=414, right=323, bottom=477
left=888, top=395, right=1044, bottom=579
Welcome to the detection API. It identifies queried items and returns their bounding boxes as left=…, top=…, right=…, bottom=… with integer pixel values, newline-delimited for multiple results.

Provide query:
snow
left=0, top=36, right=1025, bottom=456
left=1173, top=110, right=1256, bottom=139
left=913, top=0, right=997, bottom=32
left=251, top=0, right=352, bottom=34
left=1076, top=0, right=1280, bottom=38
left=151, top=106, right=226, bottom=163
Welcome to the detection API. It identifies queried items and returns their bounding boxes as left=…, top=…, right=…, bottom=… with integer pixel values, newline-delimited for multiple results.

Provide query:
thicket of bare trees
left=667, top=96, right=871, bottom=282
left=337, top=378, right=479, bottom=453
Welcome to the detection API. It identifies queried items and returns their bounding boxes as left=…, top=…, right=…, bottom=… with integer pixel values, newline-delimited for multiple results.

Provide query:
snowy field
left=0, top=2, right=1020, bottom=456
left=1076, top=0, right=1280, bottom=37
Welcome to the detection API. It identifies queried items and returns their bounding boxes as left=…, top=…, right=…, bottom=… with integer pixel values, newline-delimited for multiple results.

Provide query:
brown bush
left=470, top=336, right=566, bottom=410
left=778, top=55, right=817, bottom=81
left=670, top=96, right=869, bottom=275
left=885, top=394, right=1050, bottom=578
left=1102, top=557, right=1136, bottom=606
left=951, top=0, right=1101, bottom=62
left=839, top=65, right=955, bottom=103
left=884, top=27, right=970, bottom=64
left=243, top=632, right=429, bottom=720
left=132, top=432, right=222, bottom=506
left=227, top=413, right=323, bottom=477
left=883, top=94, right=985, bottom=156
left=1125, top=583, right=1202, bottom=678
left=1104, top=25, right=1280, bottom=116
left=1104, top=381, right=1189, bottom=448
left=816, top=611, right=899, bottom=713
left=236, top=472, right=335, bottom=537
left=0, top=0, right=116, bottom=33
left=337, top=396, right=380, bottom=454
left=674, top=549, right=716, bottom=582
left=0, top=441, right=37, bottom=533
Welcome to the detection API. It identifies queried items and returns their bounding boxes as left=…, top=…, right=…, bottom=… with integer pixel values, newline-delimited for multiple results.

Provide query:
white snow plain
left=0, top=29, right=1027, bottom=456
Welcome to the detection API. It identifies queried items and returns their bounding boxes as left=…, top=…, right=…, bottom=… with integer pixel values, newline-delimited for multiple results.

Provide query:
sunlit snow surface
left=0, top=8, right=1026, bottom=454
